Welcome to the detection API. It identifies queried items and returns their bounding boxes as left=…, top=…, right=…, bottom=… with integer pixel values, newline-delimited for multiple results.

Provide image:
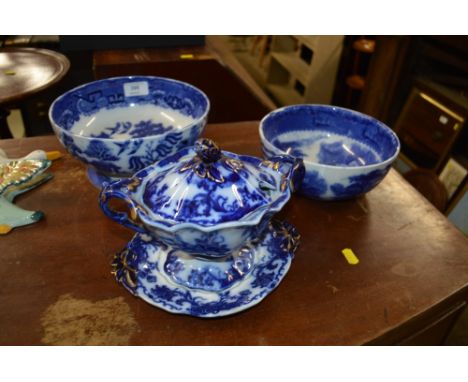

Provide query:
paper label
left=439, top=115, right=449, bottom=124
left=124, top=81, right=149, bottom=97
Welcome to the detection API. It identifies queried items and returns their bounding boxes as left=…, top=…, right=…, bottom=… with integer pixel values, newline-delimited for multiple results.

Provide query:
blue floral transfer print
left=299, top=170, right=328, bottom=197
left=111, top=220, right=300, bottom=317
left=330, top=166, right=391, bottom=199
left=317, top=141, right=379, bottom=166
left=141, top=150, right=279, bottom=226
left=163, top=245, right=254, bottom=292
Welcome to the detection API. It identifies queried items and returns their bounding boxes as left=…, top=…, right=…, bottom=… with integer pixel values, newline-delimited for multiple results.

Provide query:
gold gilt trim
left=100, top=192, right=107, bottom=203
left=129, top=207, right=138, bottom=221
left=261, top=160, right=290, bottom=192
left=261, top=159, right=280, bottom=171
left=0, top=159, right=50, bottom=195
left=179, top=157, right=243, bottom=183
left=111, top=249, right=138, bottom=293
left=126, top=178, right=141, bottom=192
left=270, top=221, right=301, bottom=253
left=224, top=158, right=244, bottom=172
left=2, top=173, right=51, bottom=198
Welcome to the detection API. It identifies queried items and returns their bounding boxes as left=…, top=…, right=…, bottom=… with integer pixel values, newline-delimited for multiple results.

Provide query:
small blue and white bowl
left=49, top=76, right=210, bottom=186
left=99, top=138, right=303, bottom=258
left=259, top=105, right=400, bottom=200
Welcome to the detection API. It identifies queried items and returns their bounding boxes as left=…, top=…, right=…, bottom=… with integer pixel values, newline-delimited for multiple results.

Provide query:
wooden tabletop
left=1, top=122, right=468, bottom=345
left=0, top=48, right=70, bottom=105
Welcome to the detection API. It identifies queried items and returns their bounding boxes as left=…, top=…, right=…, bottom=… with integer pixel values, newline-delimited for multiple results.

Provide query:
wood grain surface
left=1, top=122, right=467, bottom=345
left=0, top=48, right=70, bottom=106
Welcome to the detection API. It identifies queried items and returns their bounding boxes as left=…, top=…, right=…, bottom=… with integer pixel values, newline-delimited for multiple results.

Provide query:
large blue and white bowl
left=259, top=105, right=400, bottom=200
left=49, top=76, right=210, bottom=184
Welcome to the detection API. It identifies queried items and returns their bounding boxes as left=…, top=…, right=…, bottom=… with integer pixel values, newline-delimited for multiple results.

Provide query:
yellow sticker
left=46, top=151, right=63, bottom=161
left=4, top=70, right=16, bottom=75
left=341, top=248, right=359, bottom=265
left=180, top=54, right=194, bottom=59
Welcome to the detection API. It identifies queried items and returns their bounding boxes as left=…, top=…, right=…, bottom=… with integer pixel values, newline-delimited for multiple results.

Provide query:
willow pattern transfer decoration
left=49, top=76, right=210, bottom=187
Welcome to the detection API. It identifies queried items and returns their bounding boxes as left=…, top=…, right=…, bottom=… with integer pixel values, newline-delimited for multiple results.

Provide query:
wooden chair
left=345, top=38, right=376, bottom=106
left=403, top=168, right=448, bottom=212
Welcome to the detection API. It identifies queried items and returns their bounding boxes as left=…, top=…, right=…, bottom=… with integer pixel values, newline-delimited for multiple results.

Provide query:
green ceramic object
left=0, top=156, right=53, bottom=235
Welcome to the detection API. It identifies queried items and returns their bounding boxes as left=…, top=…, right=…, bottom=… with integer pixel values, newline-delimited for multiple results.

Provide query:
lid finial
left=194, top=138, right=222, bottom=164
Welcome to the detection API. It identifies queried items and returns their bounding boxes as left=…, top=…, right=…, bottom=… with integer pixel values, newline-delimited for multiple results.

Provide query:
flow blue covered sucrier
left=100, top=138, right=304, bottom=258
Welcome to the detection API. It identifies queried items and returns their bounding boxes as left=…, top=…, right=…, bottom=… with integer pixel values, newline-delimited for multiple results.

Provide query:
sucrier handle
left=264, top=155, right=305, bottom=193
left=99, top=178, right=146, bottom=233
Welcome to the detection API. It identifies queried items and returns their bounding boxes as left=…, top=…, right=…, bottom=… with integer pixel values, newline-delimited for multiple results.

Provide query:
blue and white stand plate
left=112, top=220, right=300, bottom=317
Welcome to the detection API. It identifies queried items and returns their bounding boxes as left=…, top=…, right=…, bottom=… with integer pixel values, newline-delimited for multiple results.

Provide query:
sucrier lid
left=138, top=138, right=287, bottom=226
